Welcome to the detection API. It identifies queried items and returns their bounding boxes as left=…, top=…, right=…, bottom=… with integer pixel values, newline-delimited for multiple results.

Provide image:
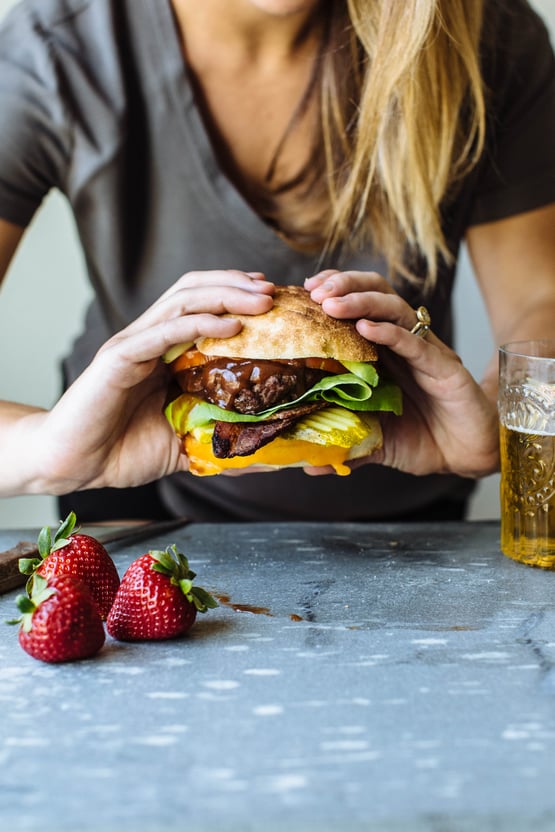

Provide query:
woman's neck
left=171, top=0, right=323, bottom=70
left=170, top=0, right=329, bottom=250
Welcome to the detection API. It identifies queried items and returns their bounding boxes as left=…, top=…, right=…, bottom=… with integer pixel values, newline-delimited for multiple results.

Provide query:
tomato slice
left=304, top=357, right=346, bottom=374
left=171, top=349, right=209, bottom=372
left=172, top=352, right=346, bottom=375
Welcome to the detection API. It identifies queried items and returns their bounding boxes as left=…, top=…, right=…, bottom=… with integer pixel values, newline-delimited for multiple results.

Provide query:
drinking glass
left=498, top=340, right=555, bottom=568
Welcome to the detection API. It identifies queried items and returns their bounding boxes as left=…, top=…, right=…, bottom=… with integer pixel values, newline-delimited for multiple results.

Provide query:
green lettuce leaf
left=341, top=361, right=379, bottom=387
left=166, top=365, right=402, bottom=434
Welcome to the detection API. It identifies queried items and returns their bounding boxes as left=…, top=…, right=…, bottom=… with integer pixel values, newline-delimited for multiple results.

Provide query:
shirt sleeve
left=468, top=0, right=555, bottom=226
left=0, top=4, right=72, bottom=227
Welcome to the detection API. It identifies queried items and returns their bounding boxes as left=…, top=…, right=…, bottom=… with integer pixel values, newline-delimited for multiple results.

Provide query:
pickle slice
left=285, top=406, right=376, bottom=447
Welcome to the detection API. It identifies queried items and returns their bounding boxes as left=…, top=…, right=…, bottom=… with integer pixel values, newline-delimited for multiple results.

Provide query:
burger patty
left=212, top=402, right=326, bottom=459
left=176, top=358, right=327, bottom=414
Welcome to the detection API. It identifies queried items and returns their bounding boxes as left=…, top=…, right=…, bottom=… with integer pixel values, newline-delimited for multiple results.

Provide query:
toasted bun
left=196, top=285, right=378, bottom=362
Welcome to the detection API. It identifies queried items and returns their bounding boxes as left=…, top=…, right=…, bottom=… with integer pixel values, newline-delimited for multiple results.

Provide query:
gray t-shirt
left=1, top=0, right=554, bottom=521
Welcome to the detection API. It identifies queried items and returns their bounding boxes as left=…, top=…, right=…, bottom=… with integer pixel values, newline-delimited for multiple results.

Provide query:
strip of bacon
left=212, top=402, right=325, bottom=459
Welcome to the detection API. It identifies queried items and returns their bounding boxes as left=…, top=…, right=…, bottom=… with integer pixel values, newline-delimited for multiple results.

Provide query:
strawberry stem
left=149, top=546, right=217, bottom=613
left=34, top=511, right=80, bottom=564
left=7, top=575, right=56, bottom=632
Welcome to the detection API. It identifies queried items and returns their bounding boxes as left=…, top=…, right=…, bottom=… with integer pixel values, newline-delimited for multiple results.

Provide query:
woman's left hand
left=305, top=270, right=499, bottom=479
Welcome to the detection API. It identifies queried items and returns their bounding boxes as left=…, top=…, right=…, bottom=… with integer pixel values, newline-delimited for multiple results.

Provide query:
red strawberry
left=9, top=574, right=105, bottom=663
left=19, top=511, right=120, bottom=620
left=106, top=545, right=217, bottom=641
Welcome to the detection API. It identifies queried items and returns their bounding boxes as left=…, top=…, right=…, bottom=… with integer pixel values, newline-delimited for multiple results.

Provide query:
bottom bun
left=184, top=417, right=383, bottom=477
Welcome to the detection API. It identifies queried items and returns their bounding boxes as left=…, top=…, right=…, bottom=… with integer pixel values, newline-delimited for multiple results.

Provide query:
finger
left=221, top=467, right=274, bottom=476
left=160, top=270, right=274, bottom=301
left=355, top=319, right=460, bottom=378
left=97, top=314, right=246, bottom=385
left=321, top=291, right=417, bottom=330
left=302, top=464, right=341, bottom=476
left=308, top=270, right=395, bottom=303
left=159, top=284, right=275, bottom=318
left=122, top=284, right=275, bottom=336
left=320, top=292, right=454, bottom=359
left=303, top=270, right=341, bottom=291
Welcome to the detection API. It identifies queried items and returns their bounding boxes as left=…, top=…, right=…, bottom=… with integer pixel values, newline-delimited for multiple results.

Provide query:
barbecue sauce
left=175, top=358, right=325, bottom=413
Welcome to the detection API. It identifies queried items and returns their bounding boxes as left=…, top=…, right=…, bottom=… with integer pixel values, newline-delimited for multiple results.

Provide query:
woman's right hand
left=0, top=270, right=275, bottom=497
left=305, top=270, right=500, bottom=480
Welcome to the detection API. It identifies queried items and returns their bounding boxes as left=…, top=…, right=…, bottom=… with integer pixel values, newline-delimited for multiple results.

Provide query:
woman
left=0, top=0, right=554, bottom=522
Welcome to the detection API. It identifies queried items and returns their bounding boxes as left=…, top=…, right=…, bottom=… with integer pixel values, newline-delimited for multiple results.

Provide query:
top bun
left=196, top=285, right=378, bottom=362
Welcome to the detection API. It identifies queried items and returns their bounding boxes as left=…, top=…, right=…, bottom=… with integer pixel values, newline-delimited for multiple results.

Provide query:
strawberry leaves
left=149, top=545, right=218, bottom=613
left=38, top=509, right=77, bottom=553
left=7, top=575, right=57, bottom=632
left=19, top=511, right=81, bottom=577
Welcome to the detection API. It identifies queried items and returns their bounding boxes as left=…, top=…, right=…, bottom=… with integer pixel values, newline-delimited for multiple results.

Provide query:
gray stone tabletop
left=1, top=521, right=555, bottom=832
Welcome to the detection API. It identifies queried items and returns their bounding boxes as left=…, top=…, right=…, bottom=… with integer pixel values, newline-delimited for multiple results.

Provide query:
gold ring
left=410, top=306, right=431, bottom=338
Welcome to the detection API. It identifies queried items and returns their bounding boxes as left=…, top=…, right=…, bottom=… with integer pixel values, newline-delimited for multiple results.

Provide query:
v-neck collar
left=144, top=0, right=318, bottom=261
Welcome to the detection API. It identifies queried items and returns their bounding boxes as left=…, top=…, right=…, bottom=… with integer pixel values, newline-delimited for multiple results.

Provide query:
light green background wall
left=0, top=0, right=554, bottom=527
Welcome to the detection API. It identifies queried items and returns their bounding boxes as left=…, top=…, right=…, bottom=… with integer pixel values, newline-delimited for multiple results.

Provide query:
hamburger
left=164, top=285, right=402, bottom=476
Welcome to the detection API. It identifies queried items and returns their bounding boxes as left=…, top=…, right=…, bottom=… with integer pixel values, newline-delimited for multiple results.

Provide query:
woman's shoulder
left=462, top=1, right=555, bottom=228
left=1, top=0, right=92, bottom=35
left=480, top=0, right=554, bottom=128
left=0, top=0, right=146, bottom=120
left=0, top=0, right=142, bottom=225
left=0, top=0, right=139, bottom=71
left=482, top=0, right=554, bottom=77
left=0, top=0, right=112, bottom=74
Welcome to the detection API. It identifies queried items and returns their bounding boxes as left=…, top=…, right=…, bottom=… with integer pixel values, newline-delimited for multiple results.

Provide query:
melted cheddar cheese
left=184, top=435, right=352, bottom=477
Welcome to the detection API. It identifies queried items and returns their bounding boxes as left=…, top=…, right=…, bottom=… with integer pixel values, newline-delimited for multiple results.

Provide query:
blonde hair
left=321, top=0, right=486, bottom=286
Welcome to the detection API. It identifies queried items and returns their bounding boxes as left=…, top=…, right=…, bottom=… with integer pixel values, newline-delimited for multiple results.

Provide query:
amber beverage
left=498, top=341, right=555, bottom=568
